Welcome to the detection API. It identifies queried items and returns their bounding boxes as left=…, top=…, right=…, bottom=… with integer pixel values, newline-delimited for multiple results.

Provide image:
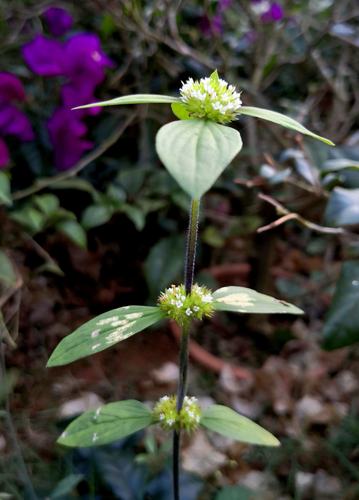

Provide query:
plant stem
left=172, top=198, right=200, bottom=500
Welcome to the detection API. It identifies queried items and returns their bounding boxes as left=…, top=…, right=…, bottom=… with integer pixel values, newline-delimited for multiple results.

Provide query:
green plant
left=47, top=70, right=333, bottom=499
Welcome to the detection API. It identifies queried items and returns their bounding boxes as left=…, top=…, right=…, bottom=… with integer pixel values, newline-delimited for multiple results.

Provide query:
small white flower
left=160, top=395, right=170, bottom=402
left=185, top=308, right=193, bottom=316
left=202, top=294, right=213, bottom=303
left=193, top=306, right=200, bottom=312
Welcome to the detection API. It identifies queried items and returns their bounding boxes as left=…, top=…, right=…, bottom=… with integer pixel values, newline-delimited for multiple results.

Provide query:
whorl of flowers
left=179, top=70, right=242, bottom=124
left=153, top=395, right=201, bottom=432
left=158, top=284, right=214, bottom=325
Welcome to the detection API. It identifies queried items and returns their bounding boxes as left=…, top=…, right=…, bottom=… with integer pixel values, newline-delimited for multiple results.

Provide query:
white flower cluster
left=153, top=394, right=202, bottom=432
left=179, top=70, right=242, bottom=124
left=158, top=284, right=214, bottom=324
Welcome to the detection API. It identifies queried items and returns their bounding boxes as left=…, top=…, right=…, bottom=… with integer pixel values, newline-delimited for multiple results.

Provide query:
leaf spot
left=92, top=432, right=98, bottom=442
left=92, top=343, right=101, bottom=350
left=96, top=316, right=118, bottom=326
left=125, top=312, right=143, bottom=320
left=111, top=319, right=128, bottom=327
left=91, top=329, right=100, bottom=338
left=216, top=293, right=254, bottom=307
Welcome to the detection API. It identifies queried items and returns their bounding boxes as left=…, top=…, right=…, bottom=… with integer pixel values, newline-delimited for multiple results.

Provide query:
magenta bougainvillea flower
left=22, top=30, right=112, bottom=170
left=43, top=6, right=73, bottom=36
left=48, top=108, right=92, bottom=170
left=22, top=35, right=64, bottom=76
left=0, top=72, right=34, bottom=168
left=251, top=0, right=284, bottom=22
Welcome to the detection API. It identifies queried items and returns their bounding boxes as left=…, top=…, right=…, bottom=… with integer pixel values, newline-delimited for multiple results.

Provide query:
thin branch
left=257, top=193, right=348, bottom=235
left=12, top=111, right=138, bottom=201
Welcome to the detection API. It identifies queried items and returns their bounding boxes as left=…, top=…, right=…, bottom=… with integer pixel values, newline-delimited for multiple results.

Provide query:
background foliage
left=0, top=1, right=358, bottom=499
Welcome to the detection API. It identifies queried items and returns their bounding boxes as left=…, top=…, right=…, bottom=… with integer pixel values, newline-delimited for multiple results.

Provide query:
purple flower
left=61, top=81, right=101, bottom=116
left=0, top=73, right=34, bottom=168
left=62, top=33, right=113, bottom=88
left=22, top=35, right=64, bottom=76
left=0, top=72, right=25, bottom=103
left=43, top=6, right=73, bottom=36
left=251, top=1, right=284, bottom=23
left=48, top=108, right=92, bottom=170
left=0, top=137, right=10, bottom=168
left=0, top=105, right=34, bottom=141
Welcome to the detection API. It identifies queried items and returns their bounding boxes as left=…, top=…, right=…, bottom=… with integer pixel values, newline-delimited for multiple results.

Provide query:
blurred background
left=0, top=1, right=358, bottom=499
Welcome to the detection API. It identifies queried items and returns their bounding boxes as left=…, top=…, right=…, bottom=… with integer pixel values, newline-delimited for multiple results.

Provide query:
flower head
left=179, top=70, right=242, bottom=124
left=43, top=6, right=73, bottom=36
left=153, top=395, right=201, bottom=432
left=22, top=35, right=64, bottom=76
left=158, top=283, right=214, bottom=325
left=251, top=1, right=284, bottom=23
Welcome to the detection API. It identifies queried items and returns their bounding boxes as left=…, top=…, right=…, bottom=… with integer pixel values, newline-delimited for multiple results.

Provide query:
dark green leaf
left=144, top=235, right=185, bottom=300
left=323, top=261, right=359, bottom=349
left=57, top=220, right=87, bottom=249
left=0, top=172, right=11, bottom=206
left=121, top=204, right=146, bottom=231
left=73, top=94, right=179, bottom=110
left=47, top=306, right=164, bottom=366
left=33, top=194, right=59, bottom=214
left=215, top=485, right=254, bottom=500
left=240, top=106, right=334, bottom=146
left=58, top=400, right=153, bottom=447
left=11, top=207, right=45, bottom=233
left=49, top=474, right=83, bottom=499
left=0, top=250, right=16, bottom=286
left=156, top=120, right=242, bottom=198
left=201, top=405, right=280, bottom=447
left=325, top=187, right=359, bottom=226
left=213, top=286, right=303, bottom=315
left=81, top=204, right=114, bottom=229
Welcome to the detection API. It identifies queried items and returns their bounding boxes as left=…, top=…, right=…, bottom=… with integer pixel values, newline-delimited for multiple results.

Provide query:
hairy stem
left=172, top=198, right=200, bottom=500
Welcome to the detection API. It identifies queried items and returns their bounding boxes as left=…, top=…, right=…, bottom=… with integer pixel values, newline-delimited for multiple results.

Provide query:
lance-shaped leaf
left=240, top=106, right=334, bottom=146
left=156, top=120, right=242, bottom=198
left=58, top=400, right=153, bottom=447
left=201, top=405, right=280, bottom=447
left=212, top=286, right=303, bottom=315
left=73, top=94, right=179, bottom=110
left=47, top=306, right=164, bottom=367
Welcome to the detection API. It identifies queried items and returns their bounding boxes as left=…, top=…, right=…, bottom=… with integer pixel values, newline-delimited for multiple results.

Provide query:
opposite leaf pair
left=58, top=399, right=279, bottom=449
left=47, top=284, right=303, bottom=367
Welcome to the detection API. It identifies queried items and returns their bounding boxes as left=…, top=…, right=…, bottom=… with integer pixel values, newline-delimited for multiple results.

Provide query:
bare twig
left=12, top=111, right=138, bottom=201
left=257, top=193, right=347, bottom=235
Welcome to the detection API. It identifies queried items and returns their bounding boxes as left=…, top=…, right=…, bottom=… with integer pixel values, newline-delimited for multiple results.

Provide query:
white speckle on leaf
left=92, top=343, right=101, bottom=350
left=105, top=322, right=135, bottom=344
left=92, top=433, right=98, bottom=442
left=95, top=407, right=102, bottom=418
left=111, top=319, right=128, bottom=327
left=125, top=312, right=143, bottom=320
left=91, top=329, right=100, bottom=338
left=96, top=316, right=118, bottom=326
left=216, top=293, right=254, bottom=307
left=60, top=431, right=68, bottom=439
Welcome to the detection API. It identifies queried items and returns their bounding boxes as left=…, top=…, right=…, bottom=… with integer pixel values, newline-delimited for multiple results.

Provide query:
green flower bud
left=153, top=395, right=202, bottom=432
left=179, top=70, right=242, bottom=124
left=158, top=283, right=214, bottom=326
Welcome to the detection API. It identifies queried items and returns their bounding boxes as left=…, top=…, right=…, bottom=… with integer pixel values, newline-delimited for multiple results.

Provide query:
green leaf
left=47, top=306, right=164, bottom=366
left=144, top=235, right=185, bottom=300
left=201, top=405, right=280, bottom=447
left=0, top=250, right=16, bottom=286
left=156, top=120, right=242, bottom=198
left=49, top=474, right=83, bottom=499
left=73, top=94, right=179, bottom=110
left=0, top=172, right=11, bottom=206
left=33, top=194, right=59, bottom=214
left=121, top=204, right=145, bottom=231
left=57, top=220, right=87, bottom=249
left=240, top=106, right=334, bottom=146
left=171, top=102, right=190, bottom=120
left=323, top=261, right=359, bottom=349
left=322, top=158, right=359, bottom=173
left=11, top=207, right=45, bottom=233
left=58, top=400, right=153, bottom=447
left=212, top=286, right=303, bottom=315
left=81, top=204, right=114, bottom=229
left=215, top=485, right=254, bottom=500
left=325, top=187, right=359, bottom=226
